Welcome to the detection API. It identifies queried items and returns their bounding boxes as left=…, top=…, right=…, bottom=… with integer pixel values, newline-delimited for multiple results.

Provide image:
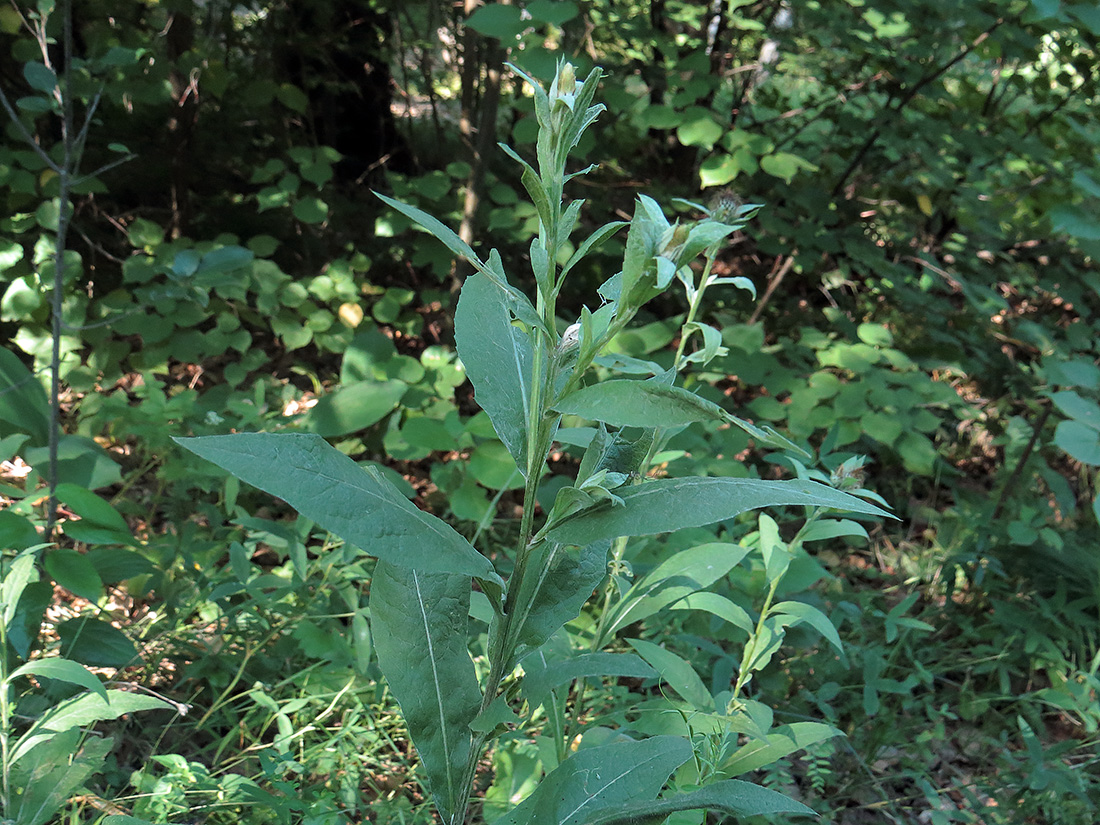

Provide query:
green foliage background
left=0, top=0, right=1098, bottom=823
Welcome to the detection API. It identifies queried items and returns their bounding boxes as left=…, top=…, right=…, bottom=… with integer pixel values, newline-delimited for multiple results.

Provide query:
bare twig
left=749, top=253, right=797, bottom=324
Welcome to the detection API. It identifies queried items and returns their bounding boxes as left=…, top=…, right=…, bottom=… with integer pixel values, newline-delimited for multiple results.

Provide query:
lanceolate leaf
left=555, top=380, right=727, bottom=430
left=455, top=272, right=535, bottom=472
left=720, top=721, right=839, bottom=777
left=582, top=779, right=817, bottom=825
left=522, top=650, right=656, bottom=708
left=175, top=433, right=498, bottom=580
left=516, top=540, right=610, bottom=652
left=627, top=638, right=713, bottom=711
left=669, top=592, right=755, bottom=636
left=7, top=659, right=108, bottom=702
left=546, top=477, right=893, bottom=547
left=771, top=600, right=844, bottom=654
left=371, top=562, right=483, bottom=824
left=601, top=542, right=749, bottom=642
left=10, top=727, right=114, bottom=825
left=496, top=736, right=692, bottom=825
left=375, top=193, right=484, bottom=272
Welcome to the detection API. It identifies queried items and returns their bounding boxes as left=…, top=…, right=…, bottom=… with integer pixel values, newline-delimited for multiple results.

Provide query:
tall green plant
left=177, top=61, right=891, bottom=824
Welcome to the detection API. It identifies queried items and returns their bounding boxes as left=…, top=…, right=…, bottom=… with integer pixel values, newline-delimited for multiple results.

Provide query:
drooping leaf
left=455, top=272, right=535, bottom=472
left=669, top=591, right=755, bottom=636
left=496, top=736, right=692, bottom=825
left=546, top=477, right=893, bottom=546
left=583, top=778, right=817, bottom=825
left=627, top=638, right=713, bottom=711
left=175, top=433, right=498, bottom=579
left=370, top=562, right=482, bottom=824
left=771, top=600, right=844, bottom=654
left=555, top=380, right=727, bottom=430
left=7, top=659, right=108, bottom=702
left=23, top=690, right=173, bottom=756
left=376, top=192, right=484, bottom=268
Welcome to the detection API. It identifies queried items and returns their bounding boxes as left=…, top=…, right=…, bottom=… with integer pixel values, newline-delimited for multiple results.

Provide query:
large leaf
left=516, top=540, right=610, bottom=652
left=44, top=549, right=104, bottom=603
left=370, top=562, right=483, bottom=825
left=583, top=779, right=817, bottom=825
left=10, top=727, right=113, bottom=825
left=455, top=272, right=535, bottom=472
left=175, top=433, right=498, bottom=580
left=0, top=346, right=50, bottom=444
left=57, top=616, right=137, bottom=668
left=496, top=736, right=692, bottom=825
left=545, top=477, right=893, bottom=546
left=554, top=379, right=729, bottom=431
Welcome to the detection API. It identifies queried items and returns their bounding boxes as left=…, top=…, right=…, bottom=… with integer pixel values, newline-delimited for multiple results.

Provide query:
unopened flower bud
left=658, top=223, right=692, bottom=263
left=549, top=62, right=578, bottom=133
left=709, top=189, right=743, bottom=224
left=559, top=322, right=581, bottom=352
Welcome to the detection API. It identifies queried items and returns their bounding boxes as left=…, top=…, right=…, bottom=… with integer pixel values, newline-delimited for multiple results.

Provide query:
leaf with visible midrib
left=516, top=540, right=610, bottom=653
left=175, top=433, right=498, bottom=580
left=496, top=736, right=692, bottom=825
left=554, top=379, right=727, bottom=429
left=371, top=562, right=483, bottom=824
left=455, top=272, right=534, bottom=472
left=545, top=477, right=893, bottom=546
left=582, top=778, right=817, bottom=825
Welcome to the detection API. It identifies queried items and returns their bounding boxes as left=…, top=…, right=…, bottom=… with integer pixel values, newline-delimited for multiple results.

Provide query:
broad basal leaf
left=546, top=477, right=893, bottom=546
left=371, top=562, right=483, bottom=825
left=175, top=433, right=498, bottom=580
left=455, top=272, right=535, bottom=472
left=496, top=735, right=692, bottom=825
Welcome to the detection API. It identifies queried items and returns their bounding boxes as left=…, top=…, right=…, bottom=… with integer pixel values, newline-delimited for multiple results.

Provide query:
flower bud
left=709, top=189, right=743, bottom=224
left=658, top=223, right=692, bottom=264
left=559, top=321, right=581, bottom=352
